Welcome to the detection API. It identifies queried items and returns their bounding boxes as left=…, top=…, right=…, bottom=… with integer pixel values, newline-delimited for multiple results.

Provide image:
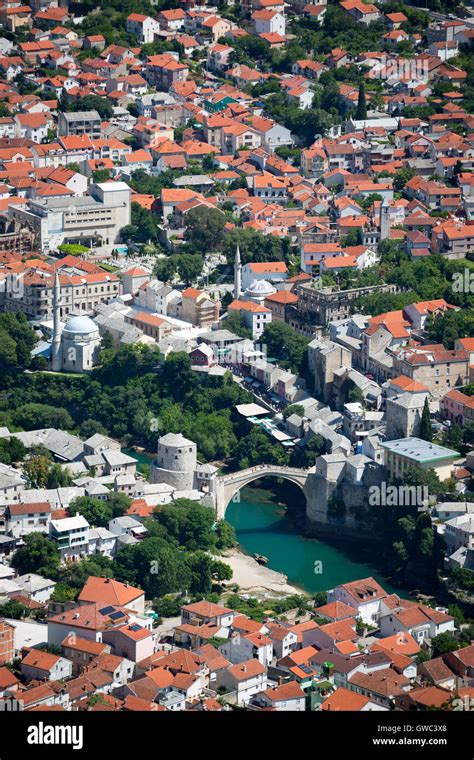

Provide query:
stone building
left=308, top=339, right=352, bottom=403
left=392, top=344, right=469, bottom=400
left=150, top=433, right=197, bottom=490
left=385, top=392, right=428, bottom=441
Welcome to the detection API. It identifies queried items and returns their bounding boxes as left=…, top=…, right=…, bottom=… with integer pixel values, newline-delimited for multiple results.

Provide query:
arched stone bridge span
left=215, top=464, right=310, bottom=520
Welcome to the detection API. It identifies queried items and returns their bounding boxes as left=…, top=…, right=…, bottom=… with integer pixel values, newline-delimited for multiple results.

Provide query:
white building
left=219, top=632, right=273, bottom=667
left=253, top=10, right=286, bottom=36
left=16, top=574, right=56, bottom=604
left=10, top=181, right=131, bottom=255
left=49, top=514, right=90, bottom=561
left=227, top=299, right=272, bottom=339
left=53, top=313, right=102, bottom=373
left=216, top=659, right=267, bottom=706
left=327, top=577, right=388, bottom=626
left=126, top=13, right=160, bottom=44
left=21, top=650, right=73, bottom=682
left=5, top=502, right=52, bottom=538
left=88, top=527, right=117, bottom=558
left=241, top=262, right=288, bottom=292
left=444, top=514, right=474, bottom=553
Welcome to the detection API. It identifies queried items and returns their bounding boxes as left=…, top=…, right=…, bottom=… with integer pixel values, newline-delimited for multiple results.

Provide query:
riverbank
left=226, top=483, right=405, bottom=597
left=220, top=547, right=304, bottom=598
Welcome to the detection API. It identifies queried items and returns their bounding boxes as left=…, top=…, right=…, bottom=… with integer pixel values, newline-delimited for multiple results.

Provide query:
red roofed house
left=252, top=9, right=285, bottom=36
left=145, top=53, right=189, bottom=90
left=216, top=659, right=267, bottom=705
left=77, top=577, right=145, bottom=614
left=102, top=624, right=154, bottom=663
left=340, top=0, right=381, bottom=25
left=327, top=577, right=388, bottom=626
left=228, top=298, right=272, bottom=338
left=440, top=388, right=474, bottom=428
left=5, top=502, right=52, bottom=539
left=392, top=343, right=469, bottom=399
left=126, top=14, right=160, bottom=44
left=241, top=261, right=288, bottom=290
left=181, top=287, right=220, bottom=327
left=264, top=289, right=298, bottom=321
left=254, top=680, right=306, bottom=710
left=21, top=648, right=73, bottom=682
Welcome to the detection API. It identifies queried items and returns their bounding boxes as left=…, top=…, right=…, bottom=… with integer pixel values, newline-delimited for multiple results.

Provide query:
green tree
left=23, top=455, right=51, bottom=488
left=184, top=206, right=226, bottom=252
left=155, top=499, right=216, bottom=551
left=12, top=403, right=73, bottom=431
left=261, top=322, right=309, bottom=377
left=419, top=397, right=433, bottom=442
left=0, top=437, right=27, bottom=465
left=175, top=253, right=203, bottom=285
left=215, top=520, right=237, bottom=550
left=185, top=550, right=214, bottom=594
left=212, top=559, right=233, bottom=582
left=46, top=463, right=73, bottom=489
left=70, top=493, right=130, bottom=527
left=224, top=311, right=252, bottom=340
left=11, top=533, right=60, bottom=579
left=0, top=599, right=28, bottom=619
left=355, top=80, right=367, bottom=121
left=282, top=404, right=305, bottom=420
left=234, top=427, right=289, bottom=469
left=431, top=631, right=462, bottom=657
left=113, top=537, right=191, bottom=597
left=153, top=257, right=176, bottom=283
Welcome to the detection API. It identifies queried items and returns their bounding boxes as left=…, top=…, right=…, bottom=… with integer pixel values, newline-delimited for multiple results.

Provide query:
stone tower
left=234, top=244, right=242, bottom=299
left=51, top=270, right=62, bottom=372
left=150, top=433, right=197, bottom=490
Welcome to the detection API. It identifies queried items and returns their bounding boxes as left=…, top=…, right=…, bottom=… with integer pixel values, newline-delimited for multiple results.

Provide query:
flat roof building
left=380, top=437, right=459, bottom=481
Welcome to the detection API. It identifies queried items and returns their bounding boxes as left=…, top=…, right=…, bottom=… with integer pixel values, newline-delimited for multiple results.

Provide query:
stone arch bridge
left=214, top=464, right=311, bottom=520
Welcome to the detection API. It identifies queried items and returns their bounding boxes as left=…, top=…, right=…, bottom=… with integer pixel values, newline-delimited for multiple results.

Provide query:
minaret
left=51, top=270, right=62, bottom=371
left=380, top=198, right=390, bottom=241
left=234, top=244, right=242, bottom=299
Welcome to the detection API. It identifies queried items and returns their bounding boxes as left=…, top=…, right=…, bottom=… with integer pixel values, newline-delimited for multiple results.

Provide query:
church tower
left=234, top=244, right=242, bottom=299
left=51, top=270, right=62, bottom=371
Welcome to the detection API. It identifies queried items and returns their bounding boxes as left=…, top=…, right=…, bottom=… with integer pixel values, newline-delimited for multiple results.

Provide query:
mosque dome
left=62, top=315, right=98, bottom=336
left=244, top=278, right=276, bottom=303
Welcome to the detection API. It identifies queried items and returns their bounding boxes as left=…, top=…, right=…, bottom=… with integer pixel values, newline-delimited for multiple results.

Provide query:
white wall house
left=5, top=502, right=51, bottom=538
left=219, top=632, right=273, bottom=667
left=49, top=515, right=90, bottom=561
left=216, top=660, right=267, bottom=706
left=126, top=14, right=160, bottom=44
left=253, top=11, right=286, bottom=36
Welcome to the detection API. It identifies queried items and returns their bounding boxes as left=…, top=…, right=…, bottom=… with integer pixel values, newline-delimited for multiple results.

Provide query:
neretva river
left=226, top=484, right=402, bottom=596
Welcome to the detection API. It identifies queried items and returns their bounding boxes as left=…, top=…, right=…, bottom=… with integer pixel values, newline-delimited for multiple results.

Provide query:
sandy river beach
left=219, top=548, right=304, bottom=598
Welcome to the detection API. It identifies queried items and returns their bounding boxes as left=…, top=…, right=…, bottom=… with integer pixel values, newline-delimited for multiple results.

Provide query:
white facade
left=10, top=181, right=131, bottom=255
left=254, top=12, right=285, bottom=36
left=126, top=15, right=160, bottom=44
left=49, top=515, right=90, bottom=561
left=87, top=527, right=117, bottom=558
left=6, top=504, right=51, bottom=538
left=21, top=655, right=72, bottom=683
left=219, top=634, right=272, bottom=667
